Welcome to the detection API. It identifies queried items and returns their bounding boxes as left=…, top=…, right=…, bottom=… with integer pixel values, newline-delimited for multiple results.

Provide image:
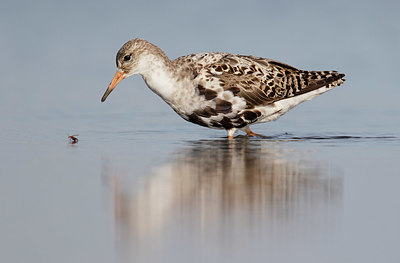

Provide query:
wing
left=187, top=53, right=345, bottom=109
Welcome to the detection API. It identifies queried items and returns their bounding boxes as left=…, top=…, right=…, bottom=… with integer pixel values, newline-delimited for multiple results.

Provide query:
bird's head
left=101, top=38, right=155, bottom=102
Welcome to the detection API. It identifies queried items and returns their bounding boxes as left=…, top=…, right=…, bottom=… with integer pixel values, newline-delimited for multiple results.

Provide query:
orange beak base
left=101, top=71, right=125, bottom=102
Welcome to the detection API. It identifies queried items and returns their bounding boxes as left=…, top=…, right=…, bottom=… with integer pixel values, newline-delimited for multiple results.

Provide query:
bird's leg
left=245, top=127, right=260, bottom=137
left=227, top=129, right=237, bottom=139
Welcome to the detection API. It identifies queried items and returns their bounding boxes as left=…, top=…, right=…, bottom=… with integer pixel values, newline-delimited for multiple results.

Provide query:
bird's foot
left=245, top=128, right=262, bottom=137
left=227, top=128, right=237, bottom=139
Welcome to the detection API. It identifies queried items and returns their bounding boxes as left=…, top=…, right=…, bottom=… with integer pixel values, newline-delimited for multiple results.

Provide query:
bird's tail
left=305, top=70, right=345, bottom=90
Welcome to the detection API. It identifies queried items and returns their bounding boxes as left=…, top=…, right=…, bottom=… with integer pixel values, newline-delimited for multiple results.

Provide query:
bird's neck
left=139, top=52, right=179, bottom=103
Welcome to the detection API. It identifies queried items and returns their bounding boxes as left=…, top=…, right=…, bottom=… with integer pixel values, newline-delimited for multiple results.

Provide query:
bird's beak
left=101, top=71, right=125, bottom=102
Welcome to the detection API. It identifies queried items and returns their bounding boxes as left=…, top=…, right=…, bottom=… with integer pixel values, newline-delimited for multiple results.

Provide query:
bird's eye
left=123, top=54, right=131, bottom=61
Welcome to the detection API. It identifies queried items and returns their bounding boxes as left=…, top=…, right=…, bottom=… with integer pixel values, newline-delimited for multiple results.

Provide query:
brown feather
left=191, top=55, right=345, bottom=108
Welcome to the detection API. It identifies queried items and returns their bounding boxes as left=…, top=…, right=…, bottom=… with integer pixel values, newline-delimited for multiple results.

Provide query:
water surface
left=1, top=114, right=399, bottom=263
left=2, top=1, right=400, bottom=261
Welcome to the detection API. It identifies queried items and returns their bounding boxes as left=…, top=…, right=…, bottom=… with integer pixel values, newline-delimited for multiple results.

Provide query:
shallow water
left=1, top=113, right=399, bottom=263
left=2, top=0, right=400, bottom=261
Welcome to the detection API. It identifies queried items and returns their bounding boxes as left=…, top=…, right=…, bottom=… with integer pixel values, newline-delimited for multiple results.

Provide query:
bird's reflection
left=103, top=138, right=342, bottom=261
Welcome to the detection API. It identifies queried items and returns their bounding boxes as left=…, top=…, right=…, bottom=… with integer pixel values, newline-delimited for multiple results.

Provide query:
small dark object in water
left=68, top=134, right=79, bottom=144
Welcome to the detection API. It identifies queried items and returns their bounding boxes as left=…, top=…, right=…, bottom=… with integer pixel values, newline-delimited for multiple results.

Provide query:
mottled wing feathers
left=183, top=53, right=345, bottom=108
left=292, top=71, right=345, bottom=98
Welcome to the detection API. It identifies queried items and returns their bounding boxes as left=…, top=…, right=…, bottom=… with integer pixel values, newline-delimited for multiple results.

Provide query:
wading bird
left=101, top=39, right=345, bottom=139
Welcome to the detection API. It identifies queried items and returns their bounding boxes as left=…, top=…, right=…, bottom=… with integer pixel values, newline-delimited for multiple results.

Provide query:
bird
left=101, top=38, right=345, bottom=139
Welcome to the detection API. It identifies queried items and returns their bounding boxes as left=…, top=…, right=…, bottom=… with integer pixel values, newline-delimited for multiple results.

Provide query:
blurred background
left=1, top=0, right=399, bottom=263
left=1, top=0, right=399, bottom=130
